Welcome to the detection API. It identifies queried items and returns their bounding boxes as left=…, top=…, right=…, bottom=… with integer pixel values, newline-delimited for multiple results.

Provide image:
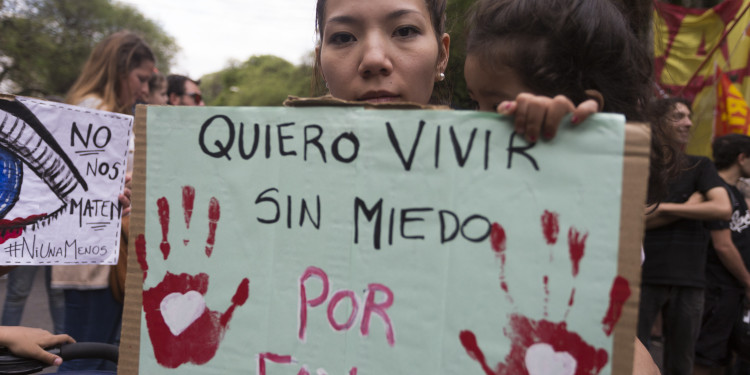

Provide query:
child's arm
left=0, top=326, right=75, bottom=366
left=497, top=94, right=600, bottom=143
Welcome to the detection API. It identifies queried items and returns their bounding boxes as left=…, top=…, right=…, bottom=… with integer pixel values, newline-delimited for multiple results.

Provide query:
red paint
left=142, top=271, right=250, bottom=368
left=183, top=186, right=195, bottom=245
left=543, top=275, right=549, bottom=318
left=490, top=223, right=511, bottom=300
left=568, top=227, right=588, bottom=277
left=0, top=227, right=23, bottom=244
left=360, top=283, right=395, bottom=347
left=136, top=234, right=148, bottom=281
left=327, top=290, right=359, bottom=331
left=490, top=223, right=507, bottom=254
left=460, top=314, right=608, bottom=375
left=157, top=197, right=170, bottom=259
left=541, top=210, right=559, bottom=245
left=564, top=288, right=576, bottom=321
left=205, top=197, right=220, bottom=257
left=602, top=276, right=631, bottom=337
left=257, top=352, right=293, bottom=375
left=298, top=266, right=330, bottom=341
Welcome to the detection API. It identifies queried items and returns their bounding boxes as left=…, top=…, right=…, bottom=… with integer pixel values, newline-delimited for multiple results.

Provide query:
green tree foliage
left=0, top=0, right=178, bottom=97
left=201, top=55, right=319, bottom=106
left=441, top=0, right=475, bottom=109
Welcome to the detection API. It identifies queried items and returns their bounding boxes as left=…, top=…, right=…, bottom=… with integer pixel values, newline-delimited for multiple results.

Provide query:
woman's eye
left=329, top=32, right=356, bottom=45
left=393, top=26, right=419, bottom=38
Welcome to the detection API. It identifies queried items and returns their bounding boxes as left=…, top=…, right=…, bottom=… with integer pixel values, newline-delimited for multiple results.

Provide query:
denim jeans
left=57, top=288, right=121, bottom=372
left=637, top=284, right=704, bottom=375
left=1, top=266, right=65, bottom=334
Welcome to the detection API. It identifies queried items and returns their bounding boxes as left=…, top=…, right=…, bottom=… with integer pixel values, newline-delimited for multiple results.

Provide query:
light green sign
left=133, top=106, right=633, bottom=374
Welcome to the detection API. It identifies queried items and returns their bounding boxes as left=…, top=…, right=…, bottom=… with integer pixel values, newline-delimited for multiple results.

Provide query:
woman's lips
left=358, top=92, right=401, bottom=103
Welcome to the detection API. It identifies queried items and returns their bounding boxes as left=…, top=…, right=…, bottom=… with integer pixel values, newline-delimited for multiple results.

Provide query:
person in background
left=166, top=74, right=203, bottom=106
left=639, top=97, right=732, bottom=375
left=693, top=134, right=750, bottom=374
left=144, top=72, right=168, bottom=105
left=1, top=267, right=64, bottom=335
left=54, top=29, right=154, bottom=372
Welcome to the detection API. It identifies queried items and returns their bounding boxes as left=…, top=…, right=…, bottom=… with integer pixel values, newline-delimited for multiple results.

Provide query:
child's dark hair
left=149, top=72, right=166, bottom=93
left=465, top=0, right=652, bottom=121
left=713, top=134, right=750, bottom=171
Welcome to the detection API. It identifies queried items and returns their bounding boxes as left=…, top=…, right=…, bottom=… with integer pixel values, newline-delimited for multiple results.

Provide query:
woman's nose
left=358, top=33, right=393, bottom=78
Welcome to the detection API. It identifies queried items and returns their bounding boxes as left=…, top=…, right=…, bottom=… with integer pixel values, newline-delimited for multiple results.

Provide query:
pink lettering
left=258, top=352, right=292, bottom=375
left=327, top=290, right=360, bottom=331
left=299, top=267, right=330, bottom=341
left=360, top=283, right=395, bottom=346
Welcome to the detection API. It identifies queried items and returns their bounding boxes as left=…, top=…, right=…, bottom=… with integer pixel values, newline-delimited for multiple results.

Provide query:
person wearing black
left=639, top=98, right=732, bottom=375
left=694, top=134, right=750, bottom=374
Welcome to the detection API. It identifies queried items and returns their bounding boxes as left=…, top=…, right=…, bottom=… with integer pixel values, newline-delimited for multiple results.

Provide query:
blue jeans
left=637, top=284, right=704, bottom=375
left=2, top=266, right=65, bottom=334
left=57, top=288, right=121, bottom=372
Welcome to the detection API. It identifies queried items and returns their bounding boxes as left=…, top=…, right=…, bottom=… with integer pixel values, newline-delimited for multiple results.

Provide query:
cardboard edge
left=612, top=122, right=650, bottom=375
left=119, top=104, right=148, bottom=374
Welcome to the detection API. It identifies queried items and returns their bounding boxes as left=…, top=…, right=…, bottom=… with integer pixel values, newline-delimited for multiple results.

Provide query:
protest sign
left=0, top=95, right=130, bottom=265
left=121, top=105, right=648, bottom=375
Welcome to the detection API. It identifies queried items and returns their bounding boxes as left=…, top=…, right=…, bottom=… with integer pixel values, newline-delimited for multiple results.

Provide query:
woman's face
left=120, top=60, right=155, bottom=107
left=464, top=54, right=530, bottom=112
left=147, top=83, right=168, bottom=105
left=318, top=0, right=449, bottom=104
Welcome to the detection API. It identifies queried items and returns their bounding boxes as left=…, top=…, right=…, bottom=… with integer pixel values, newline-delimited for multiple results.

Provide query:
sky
left=117, top=0, right=318, bottom=78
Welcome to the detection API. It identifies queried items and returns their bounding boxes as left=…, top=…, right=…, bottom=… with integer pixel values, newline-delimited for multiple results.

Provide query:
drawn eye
left=0, top=99, right=88, bottom=231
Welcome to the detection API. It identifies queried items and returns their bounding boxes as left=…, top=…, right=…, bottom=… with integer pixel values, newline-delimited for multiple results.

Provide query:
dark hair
left=149, top=72, right=166, bottom=93
left=465, top=0, right=652, bottom=121
left=313, top=0, right=448, bottom=100
left=646, top=97, right=688, bottom=204
left=713, top=134, right=750, bottom=171
left=167, top=74, right=200, bottom=97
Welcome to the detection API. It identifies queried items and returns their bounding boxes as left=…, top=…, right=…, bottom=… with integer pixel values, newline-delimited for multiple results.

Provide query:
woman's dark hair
left=465, top=0, right=652, bottom=121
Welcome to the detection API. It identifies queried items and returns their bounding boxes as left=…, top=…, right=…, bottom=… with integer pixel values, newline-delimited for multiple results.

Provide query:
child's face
left=464, top=54, right=531, bottom=112
left=147, top=83, right=168, bottom=105
left=318, top=0, right=449, bottom=104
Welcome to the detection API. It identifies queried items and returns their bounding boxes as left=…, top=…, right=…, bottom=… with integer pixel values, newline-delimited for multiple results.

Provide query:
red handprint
left=461, top=210, right=631, bottom=375
left=136, top=185, right=250, bottom=369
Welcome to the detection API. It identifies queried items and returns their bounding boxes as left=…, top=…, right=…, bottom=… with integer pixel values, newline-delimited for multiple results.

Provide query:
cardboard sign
left=122, top=105, right=648, bottom=375
left=0, top=96, right=130, bottom=265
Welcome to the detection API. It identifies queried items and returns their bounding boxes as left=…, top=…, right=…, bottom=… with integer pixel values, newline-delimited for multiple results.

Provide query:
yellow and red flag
left=715, top=67, right=750, bottom=137
left=654, top=0, right=750, bottom=156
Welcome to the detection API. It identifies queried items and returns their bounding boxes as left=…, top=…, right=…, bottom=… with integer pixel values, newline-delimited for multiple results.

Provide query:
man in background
left=167, top=74, right=204, bottom=106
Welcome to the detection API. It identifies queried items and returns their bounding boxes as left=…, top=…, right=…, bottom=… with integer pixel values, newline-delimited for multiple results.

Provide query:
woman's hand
left=119, top=173, right=132, bottom=217
left=0, top=326, right=75, bottom=366
left=497, top=94, right=600, bottom=143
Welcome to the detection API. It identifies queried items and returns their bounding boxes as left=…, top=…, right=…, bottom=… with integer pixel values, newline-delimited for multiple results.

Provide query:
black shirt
left=705, top=182, right=750, bottom=289
left=642, top=155, right=725, bottom=287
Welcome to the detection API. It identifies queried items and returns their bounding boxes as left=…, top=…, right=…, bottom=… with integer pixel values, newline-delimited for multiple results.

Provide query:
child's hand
left=497, top=94, right=599, bottom=143
left=0, top=326, right=75, bottom=366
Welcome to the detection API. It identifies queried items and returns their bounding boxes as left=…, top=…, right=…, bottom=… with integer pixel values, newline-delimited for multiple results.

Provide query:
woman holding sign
left=52, top=30, right=154, bottom=372
left=311, top=0, right=659, bottom=373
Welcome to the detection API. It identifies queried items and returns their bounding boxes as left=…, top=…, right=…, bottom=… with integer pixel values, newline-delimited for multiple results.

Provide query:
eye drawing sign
left=122, top=106, right=647, bottom=375
left=0, top=96, right=131, bottom=265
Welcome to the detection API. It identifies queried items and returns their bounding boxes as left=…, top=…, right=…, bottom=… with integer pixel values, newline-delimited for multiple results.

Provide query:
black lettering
left=450, top=126, right=477, bottom=167
left=354, top=197, right=383, bottom=250
left=199, top=115, right=235, bottom=160
left=434, top=125, right=441, bottom=169
left=304, top=125, right=327, bottom=162
left=277, top=122, right=297, bottom=157
left=400, top=208, right=433, bottom=240
left=98, top=162, right=109, bottom=176
left=265, top=124, right=272, bottom=159
left=331, top=132, right=359, bottom=163
left=386, top=121, right=425, bottom=171
left=461, top=215, right=492, bottom=242
left=507, top=132, right=539, bottom=171
left=93, top=126, right=112, bottom=148
left=255, top=188, right=280, bottom=224
left=71, top=122, right=91, bottom=147
left=439, top=210, right=459, bottom=243
left=108, top=162, right=120, bottom=180
left=484, top=130, right=491, bottom=170
left=238, top=123, right=260, bottom=160
left=299, top=196, right=321, bottom=229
